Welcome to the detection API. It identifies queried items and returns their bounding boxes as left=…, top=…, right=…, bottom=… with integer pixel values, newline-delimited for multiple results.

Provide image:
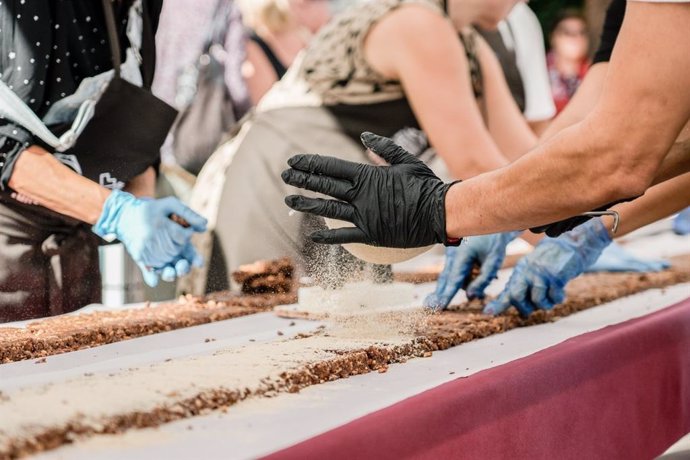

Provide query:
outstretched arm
left=602, top=172, right=690, bottom=237
left=282, top=3, right=690, bottom=251
left=445, top=2, right=690, bottom=238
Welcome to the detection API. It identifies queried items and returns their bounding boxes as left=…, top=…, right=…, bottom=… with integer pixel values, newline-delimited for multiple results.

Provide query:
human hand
left=485, top=218, right=611, bottom=317
left=424, top=232, right=520, bottom=310
left=282, top=132, right=460, bottom=248
left=585, top=241, right=669, bottom=273
left=92, top=190, right=208, bottom=287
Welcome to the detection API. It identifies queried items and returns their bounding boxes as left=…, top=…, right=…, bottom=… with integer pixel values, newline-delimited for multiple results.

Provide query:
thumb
left=161, top=198, right=208, bottom=232
left=360, top=132, right=422, bottom=166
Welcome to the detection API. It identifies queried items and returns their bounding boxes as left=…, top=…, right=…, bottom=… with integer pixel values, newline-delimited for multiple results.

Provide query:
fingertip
left=143, top=270, right=159, bottom=288
left=285, top=195, right=299, bottom=208
left=287, top=155, right=302, bottom=167
left=423, top=294, right=446, bottom=311
left=483, top=302, right=499, bottom=316
left=360, top=132, right=380, bottom=150
left=175, top=259, right=191, bottom=277
left=161, top=266, right=177, bottom=282
left=188, top=217, right=208, bottom=233
left=310, top=231, right=327, bottom=244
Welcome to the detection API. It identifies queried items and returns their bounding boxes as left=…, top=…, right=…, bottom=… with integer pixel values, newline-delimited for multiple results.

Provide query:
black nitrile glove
left=530, top=199, right=631, bottom=237
left=530, top=214, right=596, bottom=238
left=281, top=132, right=460, bottom=248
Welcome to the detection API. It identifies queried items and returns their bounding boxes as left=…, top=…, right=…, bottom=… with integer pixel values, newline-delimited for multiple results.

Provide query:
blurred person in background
left=477, top=2, right=556, bottom=135
left=239, top=0, right=332, bottom=105
left=183, top=0, right=557, bottom=294
left=547, top=9, right=590, bottom=113
left=153, top=0, right=251, bottom=167
left=154, top=0, right=250, bottom=129
left=0, top=0, right=207, bottom=322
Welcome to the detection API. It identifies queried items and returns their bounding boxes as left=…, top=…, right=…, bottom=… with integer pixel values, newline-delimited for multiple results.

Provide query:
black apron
left=62, top=0, right=176, bottom=187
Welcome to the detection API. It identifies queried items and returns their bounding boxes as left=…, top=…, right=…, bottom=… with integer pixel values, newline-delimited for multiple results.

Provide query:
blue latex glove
left=93, top=190, right=207, bottom=287
left=424, top=232, right=520, bottom=310
left=673, top=207, right=690, bottom=235
left=485, top=218, right=611, bottom=317
left=585, top=241, right=669, bottom=273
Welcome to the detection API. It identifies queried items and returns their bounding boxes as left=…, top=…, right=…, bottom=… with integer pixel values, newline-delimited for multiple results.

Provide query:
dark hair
left=549, top=9, right=587, bottom=37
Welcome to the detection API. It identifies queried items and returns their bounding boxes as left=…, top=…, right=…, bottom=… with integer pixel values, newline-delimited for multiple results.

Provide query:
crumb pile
left=279, top=281, right=428, bottom=341
left=1, top=255, right=689, bottom=458
left=232, top=258, right=295, bottom=294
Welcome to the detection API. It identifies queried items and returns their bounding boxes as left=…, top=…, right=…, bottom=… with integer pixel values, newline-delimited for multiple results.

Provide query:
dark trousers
left=0, top=197, right=101, bottom=323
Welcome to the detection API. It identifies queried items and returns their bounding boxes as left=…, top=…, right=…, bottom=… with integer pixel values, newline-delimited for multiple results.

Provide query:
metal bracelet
left=581, top=210, right=620, bottom=235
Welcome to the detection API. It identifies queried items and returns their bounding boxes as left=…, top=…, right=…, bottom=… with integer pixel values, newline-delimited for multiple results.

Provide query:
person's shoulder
left=370, top=1, right=455, bottom=50
left=383, top=2, right=449, bottom=30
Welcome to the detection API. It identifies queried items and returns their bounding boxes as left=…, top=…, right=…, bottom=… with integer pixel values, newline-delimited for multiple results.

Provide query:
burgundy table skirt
left=266, top=297, right=690, bottom=460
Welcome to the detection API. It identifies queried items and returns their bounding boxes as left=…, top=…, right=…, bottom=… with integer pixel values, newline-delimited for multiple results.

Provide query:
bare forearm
left=446, top=2, right=690, bottom=238
left=600, top=172, right=690, bottom=237
left=651, top=131, right=690, bottom=185
left=445, top=112, right=664, bottom=238
left=8, top=146, right=110, bottom=224
left=447, top=125, right=605, bottom=236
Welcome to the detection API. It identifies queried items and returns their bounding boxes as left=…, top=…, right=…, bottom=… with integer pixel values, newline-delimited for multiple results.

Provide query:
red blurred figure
left=547, top=10, right=590, bottom=113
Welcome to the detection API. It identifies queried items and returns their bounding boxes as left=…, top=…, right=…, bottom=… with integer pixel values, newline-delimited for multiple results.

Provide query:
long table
left=6, top=229, right=688, bottom=459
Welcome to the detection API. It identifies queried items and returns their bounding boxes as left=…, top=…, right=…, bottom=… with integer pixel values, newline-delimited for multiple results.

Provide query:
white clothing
left=499, top=3, right=556, bottom=122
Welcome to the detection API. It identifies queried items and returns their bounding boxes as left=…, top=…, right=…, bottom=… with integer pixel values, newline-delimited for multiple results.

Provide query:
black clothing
left=0, top=198, right=101, bottom=322
left=248, top=31, right=288, bottom=80
left=0, top=0, right=163, bottom=189
left=477, top=26, right=526, bottom=113
left=0, top=1, right=164, bottom=322
left=593, top=0, right=625, bottom=65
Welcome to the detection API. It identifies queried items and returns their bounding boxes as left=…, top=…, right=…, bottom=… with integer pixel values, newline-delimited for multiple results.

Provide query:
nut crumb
left=34, top=357, right=47, bottom=364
